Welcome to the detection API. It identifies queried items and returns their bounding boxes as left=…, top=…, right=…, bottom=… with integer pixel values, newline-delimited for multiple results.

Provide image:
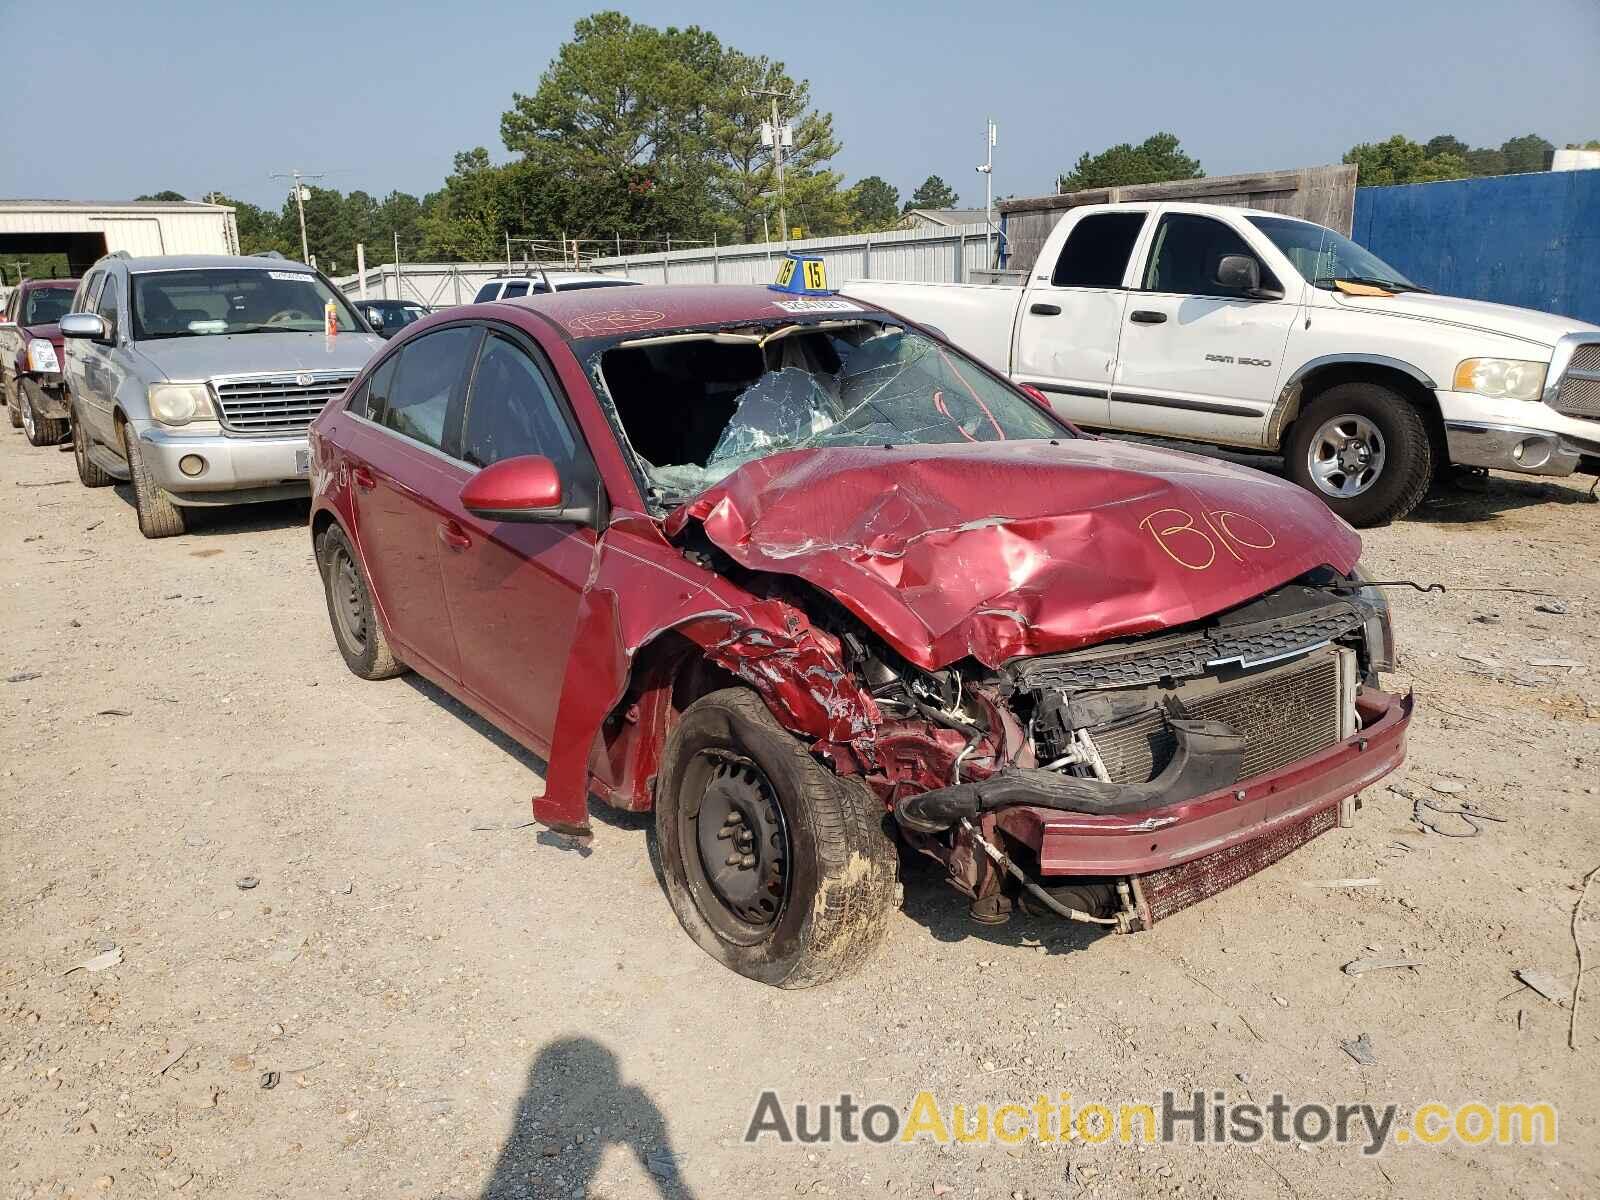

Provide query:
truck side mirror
left=1215, top=255, right=1284, bottom=301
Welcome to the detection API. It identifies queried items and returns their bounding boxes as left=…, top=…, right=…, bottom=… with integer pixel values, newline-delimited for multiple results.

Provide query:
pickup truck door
left=1109, top=211, right=1297, bottom=447
left=1011, top=209, right=1150, bottom=428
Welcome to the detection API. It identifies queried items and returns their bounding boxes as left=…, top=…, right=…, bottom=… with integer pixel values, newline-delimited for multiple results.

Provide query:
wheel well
left=1288, top=363, right=1447, bottom=465
left=310, top=508, right=338, bottom=556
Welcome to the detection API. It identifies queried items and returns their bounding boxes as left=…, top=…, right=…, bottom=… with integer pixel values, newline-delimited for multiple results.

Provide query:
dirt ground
left=2, top=424, right=1597, bottom=1200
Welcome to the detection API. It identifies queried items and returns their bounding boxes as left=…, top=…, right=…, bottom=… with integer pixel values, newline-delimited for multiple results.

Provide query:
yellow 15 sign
left=774, top=257, right=828, bottom=291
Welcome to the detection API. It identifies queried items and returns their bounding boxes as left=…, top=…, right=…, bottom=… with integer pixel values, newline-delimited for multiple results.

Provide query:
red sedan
left=308, top=282, right=1411, bottom=987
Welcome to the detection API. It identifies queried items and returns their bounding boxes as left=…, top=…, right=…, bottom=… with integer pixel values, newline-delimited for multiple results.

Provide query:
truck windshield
left=1247, top=217, right=1423, bottom=293
left=130, top=269, right=363, bottom=339
left=594, top=320, right=1067, bottom=503
left=24, top=289, right=74, bottom=326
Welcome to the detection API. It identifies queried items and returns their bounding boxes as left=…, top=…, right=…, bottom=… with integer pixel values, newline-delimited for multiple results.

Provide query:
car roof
left=481, top=271, right=629, bottom=286
left=497, top=283, right=879, bottom=341
left=19, top=278, right=79, bottom=289
left=104, top=254, right=319, bottom=273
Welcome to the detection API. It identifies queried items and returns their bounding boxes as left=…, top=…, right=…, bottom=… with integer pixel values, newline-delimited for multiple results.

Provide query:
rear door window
left=380, top=325, right=482, bottom=454
left=1050, top=211, right=1148, bottom=288
left=500, top=281, right=530, bottom=299
left=472, top=282, right=500, bottom=303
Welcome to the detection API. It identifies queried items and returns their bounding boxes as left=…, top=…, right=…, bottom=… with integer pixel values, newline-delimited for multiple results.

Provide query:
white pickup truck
left=845, top=202, right=1600, bottom=525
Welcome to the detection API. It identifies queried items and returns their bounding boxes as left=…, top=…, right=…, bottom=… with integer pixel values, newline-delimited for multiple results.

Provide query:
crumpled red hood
left=665, top=438, right=1361, bottom=670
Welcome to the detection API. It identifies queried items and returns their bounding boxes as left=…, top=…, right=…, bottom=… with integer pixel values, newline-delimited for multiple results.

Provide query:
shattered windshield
left=594, top=320, right=1065, bottom=503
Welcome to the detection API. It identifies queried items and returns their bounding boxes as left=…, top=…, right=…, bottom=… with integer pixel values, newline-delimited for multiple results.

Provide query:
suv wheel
left=1286, top=382, right=1433, bottom=526
left=21, top=381, right=67, bottom=447
left=318, top=524, right=405, bottom=679
left=5, top=377, right=19, bottom=429
left=652, top=688, right=900, bottom=988
left=123, top=426, right=186, bottom=538
left=72, top=406, right=113, bottom=488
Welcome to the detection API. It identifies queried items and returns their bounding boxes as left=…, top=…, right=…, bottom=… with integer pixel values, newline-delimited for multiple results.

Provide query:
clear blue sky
left=6, top=0, right=1597, bottom=213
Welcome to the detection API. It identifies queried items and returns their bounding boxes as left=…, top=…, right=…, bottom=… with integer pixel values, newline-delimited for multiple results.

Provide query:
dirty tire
left=653, top=687, right=899, bottom=988
left=21, top=381, right=67, bottom=446
left=318, top=523, right=405, bottom=680
left=124, top=427, right=186, bottom=538
left=72, top=406, right=113, bottom=488
left=1286, top=382, right=1433, bottom=527
left=5, top=378, right=19, bottom=428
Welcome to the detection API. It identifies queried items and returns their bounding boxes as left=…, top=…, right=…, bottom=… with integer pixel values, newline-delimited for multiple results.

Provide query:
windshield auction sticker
left=743, top=1089, right=1557, bottom=1156
left=771, top=298, right=862, bottom=314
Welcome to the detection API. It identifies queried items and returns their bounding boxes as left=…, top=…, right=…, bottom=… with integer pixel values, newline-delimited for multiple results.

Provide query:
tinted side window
left=1050, top=212, right=1147, bottom=288
left=382, top=326, right=481, bottom=452
left=462, top=334, right=578, bottom=469
left=360, top=353, right=399, bottom=422
left=76, top=271, right=102, bottom=313
left=95, top=276, right=120, bottom=333
left=1142, top=213, right=1279, bottom=297
left=500, top=281, right=529, bottom=299
left=472, top=283, right=500, bottom=303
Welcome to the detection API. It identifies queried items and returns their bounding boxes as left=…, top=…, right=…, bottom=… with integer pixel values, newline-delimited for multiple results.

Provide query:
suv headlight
left=1453, top=357, right=1547, bottom=401
left=26, top=338, right=59, bottom=373
left=148, top=383, right=214, bottom=427
left=1349, top=566, right=1396, bottom=675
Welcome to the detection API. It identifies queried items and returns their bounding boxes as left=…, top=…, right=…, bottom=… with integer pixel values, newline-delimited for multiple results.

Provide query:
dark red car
left=307, top=283, right=1411, bottom=987
left=1, top=278, right=78, bottom=445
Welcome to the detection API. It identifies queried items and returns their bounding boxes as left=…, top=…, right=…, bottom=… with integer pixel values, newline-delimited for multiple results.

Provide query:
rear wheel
left=123, top=425, right=186, bottom=538
left=1286, top=382, right=1433, bottom=526
left=72, top=405, right=113, bottom=488
left=318, top=523, right=405, bottom=680
left=21, top=382, right=67, bottom=446
left=653, top=688, right=899, bottom=988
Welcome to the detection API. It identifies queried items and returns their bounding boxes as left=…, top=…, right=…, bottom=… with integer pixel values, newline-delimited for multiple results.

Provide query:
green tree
left=904, top=175, right=959, bottom=212
left=499, top=11, right=724, bottom=242
left=1058, top=133, right=1203, bottom=192
left=1342, top=134, right=1469, bottom=185
left=703, top=49, right=847, bottom=242
left=135, top=190, right=188, bottom=202
left=421, top=148, right=512, bottom=260
left=1500, top=133, right=1554, bottom=174
left=279, top=185, right=356, bottom=270
left=204, top=193, right=289, bottom=257
left=845, top=176, right=901, bottom=230
left=1424, top=135, right=1470, bottom=159
left=1464, top=146, right=1507, bottom=176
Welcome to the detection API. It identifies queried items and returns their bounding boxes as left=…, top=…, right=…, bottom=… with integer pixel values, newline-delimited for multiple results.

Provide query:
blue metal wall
left=1351, top=171, right=1600, bottom=326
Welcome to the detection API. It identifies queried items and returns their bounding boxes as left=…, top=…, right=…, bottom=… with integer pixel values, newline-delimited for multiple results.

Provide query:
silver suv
left=61, top=253, right=384, bottom=537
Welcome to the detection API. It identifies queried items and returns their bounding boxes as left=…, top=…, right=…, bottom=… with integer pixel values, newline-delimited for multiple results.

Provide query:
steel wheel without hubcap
left=1307, top=413, right=1386, bottom=499
left=331, top=545, right=369, bottom=653
left=19, top=395, right=35, bottom=441
left=682, top=751, right=791, bottom=941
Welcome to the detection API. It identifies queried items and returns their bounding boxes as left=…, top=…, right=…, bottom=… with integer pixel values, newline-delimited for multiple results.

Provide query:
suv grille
left=1555, top=342, right=1600, bottom=420
left=212, top=372, right=356, bottom=433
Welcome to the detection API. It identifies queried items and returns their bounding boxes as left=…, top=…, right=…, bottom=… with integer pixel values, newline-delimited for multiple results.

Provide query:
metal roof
left=0, top=199, right=234, bottom=211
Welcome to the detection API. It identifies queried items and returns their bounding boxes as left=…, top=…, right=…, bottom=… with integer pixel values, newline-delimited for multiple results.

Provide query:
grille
left=212, top=372, right=356, bottom=433
left=1089, top=652, right=1343, bottom=786
left=1555, top=342, right=1600, bottom=419
left=1133, top=803, right=1338, bottom=926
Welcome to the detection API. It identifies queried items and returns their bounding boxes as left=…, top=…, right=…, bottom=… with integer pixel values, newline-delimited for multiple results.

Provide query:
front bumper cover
left=134, top=423, right=311, bottom=504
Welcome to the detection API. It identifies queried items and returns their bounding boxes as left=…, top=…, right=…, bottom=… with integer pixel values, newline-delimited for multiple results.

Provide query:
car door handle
left=437, top=520, right=472, bottom=552
left=1029, top=302, right=1062, bottom=316
left=1129, top=310, right=1168, bottom=324
left=350, top=466, right=377, bottom=491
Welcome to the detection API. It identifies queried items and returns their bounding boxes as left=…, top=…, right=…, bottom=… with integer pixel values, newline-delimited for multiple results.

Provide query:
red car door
left=435, top=328, right=598, bottom=750
left=343, top=325, right=484, bottom=684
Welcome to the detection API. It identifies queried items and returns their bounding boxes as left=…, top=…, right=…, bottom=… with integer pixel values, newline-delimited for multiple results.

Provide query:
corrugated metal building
left=335, top=222, right=995, bottom=306
left=0, top=200, right=240, bottom=275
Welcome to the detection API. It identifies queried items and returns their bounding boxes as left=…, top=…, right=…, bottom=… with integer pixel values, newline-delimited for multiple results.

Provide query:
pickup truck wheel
left=653, top=688, right=899, bottom=988
left=123, top=427, right=187, bottom=539
left=21, top=382, right=67, bottom=446
left=318, top=524, right=405, bottom=680
left=1287, top=383, right=1432, bottom=526
left=72, top=408, right=113, bottom=488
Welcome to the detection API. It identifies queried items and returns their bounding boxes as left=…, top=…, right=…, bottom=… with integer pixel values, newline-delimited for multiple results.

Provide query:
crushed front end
left=868, top=570, right=1411, bottom=931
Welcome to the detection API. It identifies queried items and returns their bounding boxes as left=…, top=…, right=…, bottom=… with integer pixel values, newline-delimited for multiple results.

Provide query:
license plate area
left=294, top=449, right=310, bottom=476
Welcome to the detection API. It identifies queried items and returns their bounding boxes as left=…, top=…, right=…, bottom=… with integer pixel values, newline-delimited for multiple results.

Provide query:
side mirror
left=60, top=312, right=109, bottom=342
left=460, top=454, right=589, bottom=524
left=1020, top=384, right=1054, bottom=413
left=1214, top=254, right=1284, bottom=301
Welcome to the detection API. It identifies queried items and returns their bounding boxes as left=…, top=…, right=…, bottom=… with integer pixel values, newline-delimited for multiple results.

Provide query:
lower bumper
left=1443, top=420, right=1596, bottom=477
left=995, top=688, right=1412, bottom=876
left=134, top=424, right=311, bottom=503
left=22, top=377, right=68, bottom=418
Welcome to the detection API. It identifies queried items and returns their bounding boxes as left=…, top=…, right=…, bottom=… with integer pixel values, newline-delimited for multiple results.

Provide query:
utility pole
left=270, top=169, right=326, bottom=265
left=976, top=118, right=997, bottom=268
left=752, top=88, right=792, bottom=248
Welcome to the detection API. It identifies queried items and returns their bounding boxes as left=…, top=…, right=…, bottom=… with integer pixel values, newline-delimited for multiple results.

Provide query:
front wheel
left=653, top=688, right=900, bottom=988
left=5, top=377, right=19, bottom=429
left=124, top=427, right=186, bottom=538
left=1286, top=382, right=1433, bottom=526
left=21, top=382, right=67, bottom=446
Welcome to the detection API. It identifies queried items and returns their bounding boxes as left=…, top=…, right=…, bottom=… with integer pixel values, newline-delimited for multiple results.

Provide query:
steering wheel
left=265, top=309, right=315, bottom=326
